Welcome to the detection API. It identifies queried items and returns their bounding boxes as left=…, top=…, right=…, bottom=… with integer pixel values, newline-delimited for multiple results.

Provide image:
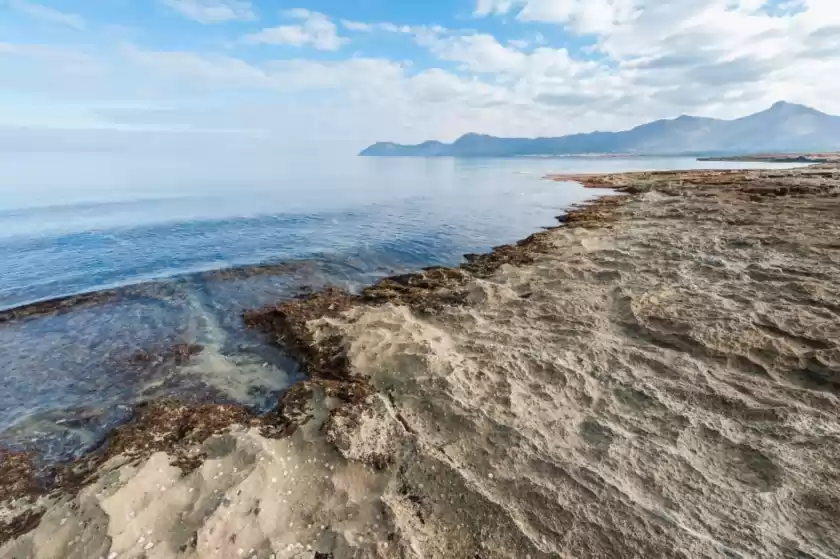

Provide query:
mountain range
left=359, top=102, right=840, bottom=157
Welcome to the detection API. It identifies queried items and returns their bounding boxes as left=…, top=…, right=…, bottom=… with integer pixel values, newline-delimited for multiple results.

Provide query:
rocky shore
left=2, top=164, right=840, bottom=558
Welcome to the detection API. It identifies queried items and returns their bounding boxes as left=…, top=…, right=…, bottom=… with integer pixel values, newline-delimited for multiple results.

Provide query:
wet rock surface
left=230, top=165, right=840, bottom=558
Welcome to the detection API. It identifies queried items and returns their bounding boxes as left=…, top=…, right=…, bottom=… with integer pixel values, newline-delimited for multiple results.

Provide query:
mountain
left=359, top=102, right=840, bottom=157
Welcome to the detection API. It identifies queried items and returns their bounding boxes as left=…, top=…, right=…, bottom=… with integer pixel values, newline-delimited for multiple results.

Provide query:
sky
left=1, top=0, right=840, bottom=154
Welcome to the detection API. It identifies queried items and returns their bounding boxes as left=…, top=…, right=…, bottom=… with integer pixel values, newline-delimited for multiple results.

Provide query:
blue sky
left=1, top=0, right=839, bottom=153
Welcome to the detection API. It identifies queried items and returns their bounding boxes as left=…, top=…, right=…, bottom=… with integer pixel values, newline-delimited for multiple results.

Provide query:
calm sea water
left=0, top=154, right=804, bottom=463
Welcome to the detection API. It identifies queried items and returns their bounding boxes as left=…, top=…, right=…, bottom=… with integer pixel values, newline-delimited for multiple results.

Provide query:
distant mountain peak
left=766, top=100, right=816, bottom=113
left=455, top=132, right=492, bottom=142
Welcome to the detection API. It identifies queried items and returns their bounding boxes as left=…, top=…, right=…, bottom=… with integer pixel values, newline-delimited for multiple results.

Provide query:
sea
left=0, top=153, right=805, bottom=464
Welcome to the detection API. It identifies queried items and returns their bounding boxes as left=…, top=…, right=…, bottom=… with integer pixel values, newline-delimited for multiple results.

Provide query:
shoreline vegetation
left=2, top=163, right=840, bottom=558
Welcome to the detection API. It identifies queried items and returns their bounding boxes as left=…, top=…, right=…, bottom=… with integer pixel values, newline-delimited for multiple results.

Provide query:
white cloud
left=160, top=0, right=255, bottom=24
left=121, top=44, right=406, bottom=94
left=0, top=42, right=91, bottom=62
left=339, top=19, right=429, bottom=34
left=0, top=41, right=100, bottom=81
left=124, top=45, right=272, bottom=86
left=282, top=8, right=313, bottom=19
left=341, top=20, right=374, bottom=32
left=265, top=57, right=408, bottom=92
left=243, top=10, right=348, bottom=51
left=415, top=29, right=598, bottom=85
left=407, top=68, right=512, bottom=105
left=7, top=0, right=86, bottom=29
left=518, top=0, right=642, bottom=33
left=0, top=42, right=105, bottom=102
left=474, top=0, right=516, bottom=16
left=418, top=32, right=527, bottom=73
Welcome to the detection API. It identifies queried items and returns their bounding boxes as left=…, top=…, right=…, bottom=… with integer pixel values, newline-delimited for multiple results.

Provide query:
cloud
left=121, top=44, right=406, bottom=94
left=0, top=42, right=101, bottom=88
left=418, top=32, right=528, bottom=73
left=160, top=0, right=256, bottom=24
left=0, top=42, right=92, bottom=63
left=415, top=29, right=598, bottom=85
left=282, top=8, right=312, bottom=19
left=341, top=20, right=374, bottom=32
left=474, top=0, right=516, bottom=16
left=243, top=10, right=348, bottom=50
left=124, top=45, right=272, bottom=86
left=534, top=92, right=601, bottom=106
left=339, top=19, right=424, bottom=34
left=519, top=0, right=642, bottom=33
left=7, top=0, right=86, bottom=29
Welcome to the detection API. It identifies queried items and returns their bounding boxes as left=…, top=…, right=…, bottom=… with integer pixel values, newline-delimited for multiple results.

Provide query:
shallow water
left=0, top=154, right=805, bottom=463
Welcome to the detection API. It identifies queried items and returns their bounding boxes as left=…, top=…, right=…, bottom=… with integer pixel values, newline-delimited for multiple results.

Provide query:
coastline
left=0, top=192, right=620, bottom=549
left=697, top=152, right=840, bottom=164
left=3, top=164, right=840, bottom=558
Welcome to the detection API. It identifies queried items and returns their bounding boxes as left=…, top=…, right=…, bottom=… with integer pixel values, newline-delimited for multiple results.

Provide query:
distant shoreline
left=697, top=152, right=840, bottom=164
